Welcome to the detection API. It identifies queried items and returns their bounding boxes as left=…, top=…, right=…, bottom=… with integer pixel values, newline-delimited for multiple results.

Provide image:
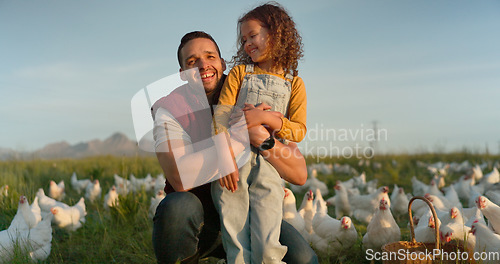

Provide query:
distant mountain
left=0, top=133, right=153, bottom=160
left=0, top=147, right=20, bottom=160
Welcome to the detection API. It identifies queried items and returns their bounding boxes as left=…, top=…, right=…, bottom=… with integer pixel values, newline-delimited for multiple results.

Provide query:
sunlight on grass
left=0, top=152, right=498, bottom=263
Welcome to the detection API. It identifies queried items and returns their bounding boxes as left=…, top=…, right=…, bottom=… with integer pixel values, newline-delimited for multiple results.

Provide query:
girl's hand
left=219, top=168, right=239, bottom=192
left=242, top=103, right=271, bottom=129
left=268, top=111, right=284, bottom=119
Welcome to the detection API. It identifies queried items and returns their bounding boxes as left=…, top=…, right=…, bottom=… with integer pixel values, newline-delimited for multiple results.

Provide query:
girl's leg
left=211, top=157, right=253, bottom=264
left=249, top=155, right=287, bottom=264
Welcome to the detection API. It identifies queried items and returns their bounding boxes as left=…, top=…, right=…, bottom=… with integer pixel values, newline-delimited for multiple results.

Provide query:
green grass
left=0, top=153, right=498, bottom=263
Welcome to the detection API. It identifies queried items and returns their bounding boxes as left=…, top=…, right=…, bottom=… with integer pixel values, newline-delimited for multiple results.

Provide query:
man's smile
left=200, top=72, right=215, bottom=82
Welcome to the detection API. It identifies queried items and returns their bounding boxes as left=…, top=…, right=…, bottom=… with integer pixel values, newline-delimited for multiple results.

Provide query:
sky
left=1, top=0, right=499, bottom=156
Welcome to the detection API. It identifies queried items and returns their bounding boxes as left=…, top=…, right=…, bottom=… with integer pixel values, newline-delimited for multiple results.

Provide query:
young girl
left=212, top=3, right=306, bottom=263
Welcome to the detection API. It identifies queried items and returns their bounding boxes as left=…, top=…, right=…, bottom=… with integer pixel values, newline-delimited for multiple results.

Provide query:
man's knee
left=280, top=221, right=319, bottom=264
left=152, top=192, right=205, bottom=264
left=154, top=192, right=204, bottom=223
left=284, top=250, right=319, bottom=264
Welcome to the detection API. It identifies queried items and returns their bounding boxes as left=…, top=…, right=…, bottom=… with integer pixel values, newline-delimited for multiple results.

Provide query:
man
left=152, top=31, right=317, bottom=264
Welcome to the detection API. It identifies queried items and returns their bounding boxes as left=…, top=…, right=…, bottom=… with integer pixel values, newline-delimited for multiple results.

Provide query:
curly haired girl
left=212, top=2, right=307, bottom=263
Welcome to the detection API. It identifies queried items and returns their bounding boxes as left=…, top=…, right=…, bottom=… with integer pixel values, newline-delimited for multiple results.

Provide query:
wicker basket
left=381, top=196, right=475, bottom=264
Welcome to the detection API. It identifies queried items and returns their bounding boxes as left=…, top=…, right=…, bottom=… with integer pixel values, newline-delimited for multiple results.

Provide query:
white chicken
left=364, top=179, right=379, bottom=194
left=145, top=173, right=156, bottom=192
left=114, top=174, right=131, bottom=196
left=390, top=184, right=400, bottom=202
left=470, top=220, right=500, bottom=264
left=354, top=172, right=367, bottom=190
left=427, top=179, right=442, bottom=197
left=308, top=170, right=329, bottom=196
left=318, top=162, right=333, bottom=175
left=432, top=173, right=446, bottom=189
left=8, top=196, right=40, bottom=232
left=334, top=163, right=358, bottom=175
left=130, top=174, right=142, bottom=192
left=390, top=186, right=409, bottom=217
left=49, top=180, right=65, bottom=201
left=463, top=207, right=486, bottom=227
left=298, top=190, right=315, bottom=239
left=312, top=194, right=332, bottom=236
left=148, top=189, right=166, bottom=219
left=439, top=207, right=475, bottom=251
left=423, top=193, right=455, bottom=212
left=342, top=172, right=366, bottom=190
left=475, top=195, right=500, bottom=233
left=485, top=190, right=500, bottom=205
left=332, top=217, right=357, bottom=253
left=351, top=186, right=390, bottom=224
left=71, top=172, right=91, bottom=195
left=442, top=184, right=461, bottom=206
left=85, top=179, right=102, bottom=202
left=130, top=173, right=155, bottom=192
left=154, top=174, right=166, bottom=194
left=313, top=188, right=327, bottom=210
left=103, top=185, right=119, bottom=211
left=282, top=188, right=307, bottom=239
left=427, top=163, right=449, bottom=177
left=50, top=197, right=86, bottom=231
left=290, top=169, right=329, bottom=196
left=411, top=176, right=429, bottom=196
left=346, top=186, right=361, bottom=198
left=414, top=210, right=440, bottom=243
left=0, top=213, right=53, bottom=262
left=27, top=213, right=53, bottom=261
left=470, top=164, right=483, bottom=181
left=467, top=186, right=482, bottom=209
left=457, top=174, right=476, bottom=199
left=0, top=185, right=8, bottom=197
left=326, top=181, right=352, bottom=219
left=481, top=167, right=500, bottom=189
left=36, top=188, right=69, bottom=212
left=471, top=164, right=483, bottom=182
left=30, top=197, right=42, bottom=224
left=362, top=198, right=401, bottom=252
left=312, top=198, right=357, bottom=255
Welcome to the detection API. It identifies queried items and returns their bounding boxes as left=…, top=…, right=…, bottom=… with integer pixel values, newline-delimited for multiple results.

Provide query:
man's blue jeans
left=152, top=191, right=319, bottom=264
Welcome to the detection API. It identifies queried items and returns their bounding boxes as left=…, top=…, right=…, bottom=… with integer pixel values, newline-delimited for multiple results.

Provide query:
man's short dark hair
left=177, top=31, right=222, bottom=68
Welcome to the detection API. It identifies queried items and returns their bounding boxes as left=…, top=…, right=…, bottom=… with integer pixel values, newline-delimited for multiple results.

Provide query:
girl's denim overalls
left=212, top=64, right=293, bottom=264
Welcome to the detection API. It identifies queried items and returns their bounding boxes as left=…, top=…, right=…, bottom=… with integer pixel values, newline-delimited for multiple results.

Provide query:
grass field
left=0, top=152, right=498, bottom=263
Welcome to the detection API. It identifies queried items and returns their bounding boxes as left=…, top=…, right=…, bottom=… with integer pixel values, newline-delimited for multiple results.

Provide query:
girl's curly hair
left=232, top=2, right=304, bottom=77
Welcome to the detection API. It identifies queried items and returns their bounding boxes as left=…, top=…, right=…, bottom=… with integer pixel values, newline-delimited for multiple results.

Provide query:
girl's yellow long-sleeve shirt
left=216, top=64, right=307, bottom=142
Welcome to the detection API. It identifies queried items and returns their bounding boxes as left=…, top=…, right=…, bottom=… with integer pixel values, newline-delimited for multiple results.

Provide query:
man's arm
left=246, top=125, right=307, bottom=185
left=264, top=140, right=307, bottom=186
left=154, top=108, right=244, bottom=192
left=156, top=147, right=183, bottom=191
left=237, top=104, right=307, bottom=185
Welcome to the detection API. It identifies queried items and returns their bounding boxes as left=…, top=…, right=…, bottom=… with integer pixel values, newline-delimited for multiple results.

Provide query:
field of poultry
left=1, top=152, right=499, bottom=264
